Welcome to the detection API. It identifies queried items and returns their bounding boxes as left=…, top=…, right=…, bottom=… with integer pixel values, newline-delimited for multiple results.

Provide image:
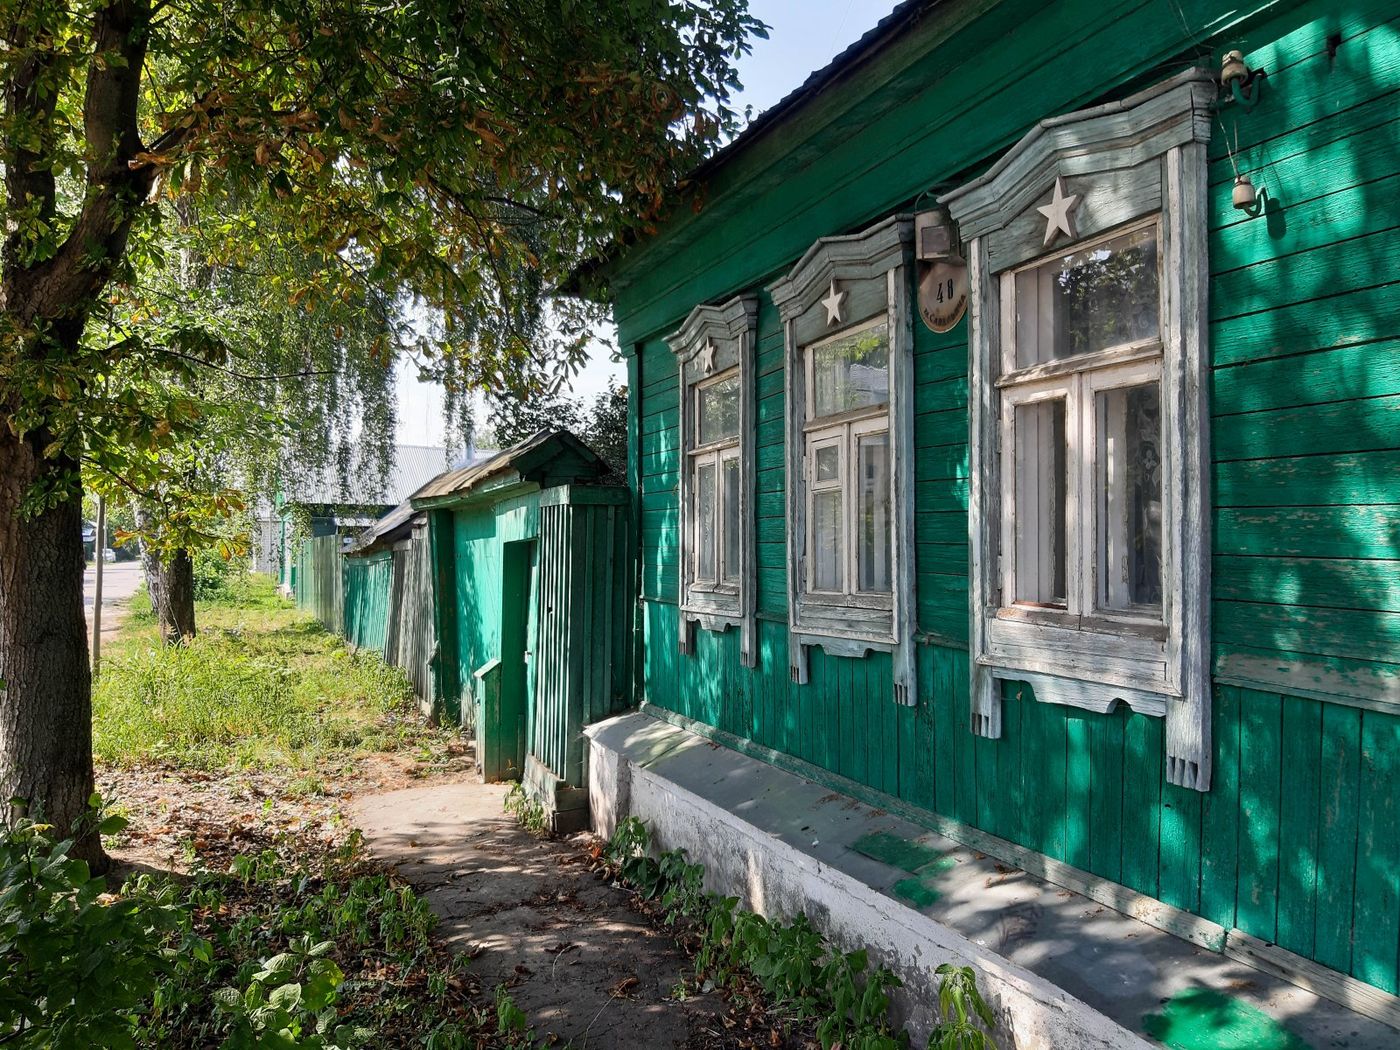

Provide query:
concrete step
left=586, top=710, right=1396, bottom=1049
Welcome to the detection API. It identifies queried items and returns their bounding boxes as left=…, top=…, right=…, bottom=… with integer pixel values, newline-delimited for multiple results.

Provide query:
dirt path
left=85, top=559, right=143, bottom=646
left=351, top=783, right=733, bottom=1049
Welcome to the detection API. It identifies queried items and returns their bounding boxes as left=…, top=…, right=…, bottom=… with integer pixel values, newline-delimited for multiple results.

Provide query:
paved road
left=85, top=560, right=143, bottom=643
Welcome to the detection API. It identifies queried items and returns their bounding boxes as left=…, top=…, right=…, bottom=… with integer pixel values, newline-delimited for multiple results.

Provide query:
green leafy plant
left=503, top=783, right=549, bottom=837
left=601, top=818, right=908, bottom=1050
left=492, top=984, right=537, bottom=1050
left=927, top=964, right=999, bottom=1050
left=210, top=935, right=359, bottom=1049
left=0, top=803, right=191, bottom=1049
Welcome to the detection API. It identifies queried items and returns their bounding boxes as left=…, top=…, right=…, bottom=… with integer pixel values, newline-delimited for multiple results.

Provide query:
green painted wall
left=617, top=0, right=1400, bottom=995
left=533, top=489, right=632, bottom=787
left=432, top=486, right=632, bottom=787
left=293, top=535, right=342, bottom=634
left=445, top=494, right=544, bottom=702
left=344, top=551, right=392, bottom=654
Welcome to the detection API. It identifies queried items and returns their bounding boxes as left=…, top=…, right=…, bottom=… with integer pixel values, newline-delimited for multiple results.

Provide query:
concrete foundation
left=586, top=710, right=1397, bottom=1049
left=523, top=753, right=590, bottom=835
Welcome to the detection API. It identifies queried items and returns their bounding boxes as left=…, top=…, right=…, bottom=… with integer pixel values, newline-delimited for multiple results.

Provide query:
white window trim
left=767, top=216, right=917, bottom=706
left=941, top=69, right=1215, bottom=791
left=667, top=295, right=758, bottom=667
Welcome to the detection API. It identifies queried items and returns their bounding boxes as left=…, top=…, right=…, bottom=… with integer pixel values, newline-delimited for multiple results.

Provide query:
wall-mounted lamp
left=1220, top=50, right=1267, bottom=109
left=913, top=208, right=968, bottom=333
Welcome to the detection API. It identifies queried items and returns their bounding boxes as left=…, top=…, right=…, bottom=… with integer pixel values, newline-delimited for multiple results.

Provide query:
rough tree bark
left=134, top=504, right=198, bottom=643
left=0, top=426, right=100, bottom=866
left=1, top=0, right=157, bottom=865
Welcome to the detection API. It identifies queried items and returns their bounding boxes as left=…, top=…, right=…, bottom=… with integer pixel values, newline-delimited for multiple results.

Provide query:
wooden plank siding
left=343, top=551, right=392, bottom=655
left=620, top=0, right=1400, bottom=996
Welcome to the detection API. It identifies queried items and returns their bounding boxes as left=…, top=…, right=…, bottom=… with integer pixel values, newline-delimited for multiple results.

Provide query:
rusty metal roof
left=410, top=429, right=604, bottom=506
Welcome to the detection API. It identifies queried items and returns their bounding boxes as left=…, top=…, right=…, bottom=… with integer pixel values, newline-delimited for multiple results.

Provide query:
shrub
left=0, top=805, right=194, bottom=1050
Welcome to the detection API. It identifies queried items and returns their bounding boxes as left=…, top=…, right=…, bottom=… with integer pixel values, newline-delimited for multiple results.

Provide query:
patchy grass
left=94, top=574, right=433, bottom=772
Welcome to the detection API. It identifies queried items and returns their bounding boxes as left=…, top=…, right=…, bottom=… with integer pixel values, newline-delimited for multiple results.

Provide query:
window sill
left=995, top=605, right=1167, bottom=642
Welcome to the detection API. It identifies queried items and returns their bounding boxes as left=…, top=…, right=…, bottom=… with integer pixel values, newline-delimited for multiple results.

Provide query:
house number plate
left=918, top=259, right=968, bottom=333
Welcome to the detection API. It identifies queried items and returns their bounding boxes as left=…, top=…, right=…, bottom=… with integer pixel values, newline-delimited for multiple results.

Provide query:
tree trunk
left=0, top=428, right=104, bottom=869
left=134, top=502, right=196, bottom=644
left=148, top=548, right=196, bottom=644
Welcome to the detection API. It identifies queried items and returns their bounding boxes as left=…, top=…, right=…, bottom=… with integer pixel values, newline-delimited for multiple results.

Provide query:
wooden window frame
left=768, top=216, right=917, bottom=705
left=942, top=69, right=1215, bottom=791
left=667, top=295, right=759, bottom=667
left=997, top=218, right=1166, bottom=630
left=802, top=316, right=894, bottom=607
left=687, top=419, right=741, bottom=595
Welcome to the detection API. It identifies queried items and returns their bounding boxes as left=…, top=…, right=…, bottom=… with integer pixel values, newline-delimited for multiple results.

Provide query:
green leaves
left=602, top=816, right=911, bottom=1049
left=0, top=809, right=188, bottom=1050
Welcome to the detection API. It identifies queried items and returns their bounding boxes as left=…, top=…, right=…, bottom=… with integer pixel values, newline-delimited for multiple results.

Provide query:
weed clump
left=597, top=816, right=1000, bottom=1050
left=93, top=575, right=424, bottom=770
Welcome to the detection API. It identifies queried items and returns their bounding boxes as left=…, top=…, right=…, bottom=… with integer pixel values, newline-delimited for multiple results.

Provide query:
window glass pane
left=857, top=432, right=891, bottom=593
left=814, top=444, right=840, bottom=483
left=1014, top=226, right=1159, bottom=368
left=1013, top=399, right=1067, bottom=607
left=722, top=457, right=740, bottom=584
left=811, top=322, right=889, bottom=417
left=811, top=489, right=843, bottom=592
left=697, top=373, right=740, bottom=445
left=1097, top=382, right=1163, bottom=613
left=695, top=460, right=716, bottom=582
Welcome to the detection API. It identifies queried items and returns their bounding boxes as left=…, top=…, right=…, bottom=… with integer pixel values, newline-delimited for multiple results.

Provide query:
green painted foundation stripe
left=891, top=877, right=941, bottom=909
left=852, top=831, right=942, bottom=873
left=1142, top=987, right=1310, bottom=1050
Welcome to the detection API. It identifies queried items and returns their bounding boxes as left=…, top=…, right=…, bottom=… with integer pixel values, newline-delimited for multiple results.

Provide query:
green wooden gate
left=523, top=486, right=630, bottom=828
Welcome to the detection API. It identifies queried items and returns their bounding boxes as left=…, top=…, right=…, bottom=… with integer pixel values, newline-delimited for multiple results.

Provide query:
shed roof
left=411, top=429, right=605, bottom=508
left=345, top=499, right=422, bottom=555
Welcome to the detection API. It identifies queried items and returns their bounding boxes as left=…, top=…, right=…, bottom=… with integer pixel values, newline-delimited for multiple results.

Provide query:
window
left=668, top=295, right=758, bottom=666
left=768, top=216, right=917, bottom=705
left=689, top=370, right=740, bottom=590
left=941, top=69, right=1214, bottom=791
left=1000, top=219, right=1164, bottom=625
left=804, top=320, right=893, bottom=601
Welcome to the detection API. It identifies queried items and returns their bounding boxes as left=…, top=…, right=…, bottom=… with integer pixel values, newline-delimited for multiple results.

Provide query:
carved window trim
left=768, top=216, right=917, bottom=705
left=942, top=69, right=1215, bottom=791
left=667, top=295, right=759, bottom=667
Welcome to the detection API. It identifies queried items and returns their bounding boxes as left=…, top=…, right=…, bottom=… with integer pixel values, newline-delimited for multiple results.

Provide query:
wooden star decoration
left=820, top=278, right=846, bottom=326
left=1037, top=175, right=1080, bottom=247
left=699, top=338, right=716, bottom=374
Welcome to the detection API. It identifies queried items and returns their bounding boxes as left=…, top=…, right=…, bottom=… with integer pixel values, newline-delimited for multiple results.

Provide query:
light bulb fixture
left=1220, top=49, right=1266, bottom=109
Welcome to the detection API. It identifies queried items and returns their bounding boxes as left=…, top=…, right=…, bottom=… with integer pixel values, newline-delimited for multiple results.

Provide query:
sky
left=393, top=0, right=904, bottom=448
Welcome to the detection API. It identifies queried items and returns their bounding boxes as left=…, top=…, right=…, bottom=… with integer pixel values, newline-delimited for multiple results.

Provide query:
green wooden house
left=412, top=430, right=631, bottom=830
left=596, top=0, right=1400, bottom=1033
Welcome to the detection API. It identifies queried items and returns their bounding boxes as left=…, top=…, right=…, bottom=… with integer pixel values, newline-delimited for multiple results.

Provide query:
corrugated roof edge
left=410, top=428, right=604, bottom=505
left=345, top=499, right=421, bottom=555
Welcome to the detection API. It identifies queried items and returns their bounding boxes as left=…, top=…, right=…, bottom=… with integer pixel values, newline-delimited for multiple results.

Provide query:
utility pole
left=91, top=496, right=105, bottom=679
